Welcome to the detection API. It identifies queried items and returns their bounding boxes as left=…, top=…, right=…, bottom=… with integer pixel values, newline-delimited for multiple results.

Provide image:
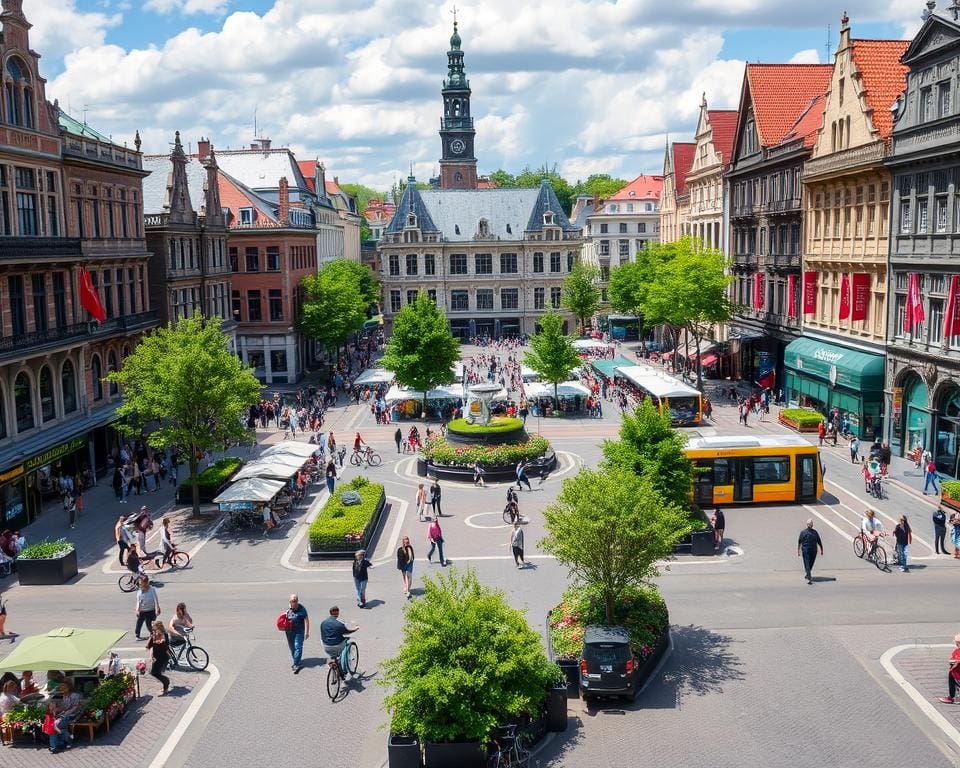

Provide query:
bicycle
left=853, top=531, right=888, bottom=570
left=350, top=448, right=382, bottom=468
left=502, top=506, right=527, bottom=525
left=486, top=723, right=530, bottom=768
left=159, top=547, right=191, bottom=570
left=167, top=628, right=209, bottom=671
left=325, top=639, right=359, bottom=702
left=118, top=570, right=163, bottom=592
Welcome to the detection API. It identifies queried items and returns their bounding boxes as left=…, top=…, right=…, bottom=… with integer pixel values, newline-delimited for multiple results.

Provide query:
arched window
left=61, top=359, right=77, bottom=414
left=4, top=57, right=32, bottom=128
left=108, top=350, right=119, bottom=396
left=13, top=371, right=33, bottom=432
left=39, top=365, right=55, bottom=422
left=91, top=355, right=103, bottom=401
left=122, top=344, right=131, bottom=360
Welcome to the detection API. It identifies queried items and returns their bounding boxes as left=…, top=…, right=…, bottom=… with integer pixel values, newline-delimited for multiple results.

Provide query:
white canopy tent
left=260, top=442, right=318, bottom=460
left=521, top=365, right=539, bottom=382
left=524, top=381, right=591, bottom=399
left=232, top=455, right=305, bottom=481
left=385, top=384, right=464, bottom=403
left=452, top=362, right=465, bottom=380
left=573, top=339, right=613, bottom=351
left=354, top=368, right=394, bottom=386
left=213, top=477, right=286, bottom=504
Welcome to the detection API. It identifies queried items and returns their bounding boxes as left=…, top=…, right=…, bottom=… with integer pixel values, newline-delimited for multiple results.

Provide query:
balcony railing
left=0, top=310, right=158, bottom=363
left=0, top=237, right=83, bottom=261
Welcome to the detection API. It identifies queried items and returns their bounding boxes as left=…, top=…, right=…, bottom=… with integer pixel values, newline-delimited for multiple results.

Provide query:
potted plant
left=778, top=408, right=824, bottom=433
left=382, top=569, right=558, bottom=768
left=16, top=538, right=78, bottom=585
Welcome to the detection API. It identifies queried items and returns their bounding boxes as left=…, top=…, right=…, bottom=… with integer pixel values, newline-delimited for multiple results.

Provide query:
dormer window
left=608, top=204, right=617, bottom=213
left=5, top=57, right=34, bottom=129
left=455, top=224, right=461, bottom=235
left=478, top=218, right=489, bottom=237
left=407, top=212, right=417, bottom=227
left=628, top=191, right=636, bottom=197
left=239, top=207, right=254, bottom=225
left=543, top=211, right=554, bottom=226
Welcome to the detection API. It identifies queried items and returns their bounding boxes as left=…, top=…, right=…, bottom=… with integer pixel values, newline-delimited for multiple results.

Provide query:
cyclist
left=167, top=602, right=194, bottom=648
left=320, top=606, right=359, bottom=678
left=861, top=509, right=884, bottom=556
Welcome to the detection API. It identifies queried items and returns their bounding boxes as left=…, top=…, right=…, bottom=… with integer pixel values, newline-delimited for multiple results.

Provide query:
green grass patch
left=447, top=416, right=523, bottom=435
left=423, top=435, right=550, bottom=466
left=179, top=457, right=242, bottom=494
left=16, top=538, right=73, bottom=560
left=780, top=408, right=824, bottom=427
left=309, top=477, right=385, bottom=551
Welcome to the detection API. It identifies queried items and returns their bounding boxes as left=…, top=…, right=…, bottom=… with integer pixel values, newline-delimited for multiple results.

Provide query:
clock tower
left=439, top=19, right=477, bottom=189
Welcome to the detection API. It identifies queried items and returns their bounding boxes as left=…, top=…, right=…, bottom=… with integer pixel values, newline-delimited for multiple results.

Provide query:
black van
left=578, top=625, right=638, bottom=701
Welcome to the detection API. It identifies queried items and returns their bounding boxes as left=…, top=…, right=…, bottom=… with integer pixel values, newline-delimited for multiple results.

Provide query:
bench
left=70, top=713, right=107, bottom=743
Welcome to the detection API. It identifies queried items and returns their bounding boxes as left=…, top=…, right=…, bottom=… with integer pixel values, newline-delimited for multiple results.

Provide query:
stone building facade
left=659, top=142, right=694, bottom=244
left=685, top=95, right=737, bottom=253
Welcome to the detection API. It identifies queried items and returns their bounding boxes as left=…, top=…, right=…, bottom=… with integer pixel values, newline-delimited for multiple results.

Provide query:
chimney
left=278, top=176, right=289, bottom=226
left=592, top=192, right=600, bottom=211
left=197, top=137, right=210, bottom=162
left=261, top=137, right=271, bottom=151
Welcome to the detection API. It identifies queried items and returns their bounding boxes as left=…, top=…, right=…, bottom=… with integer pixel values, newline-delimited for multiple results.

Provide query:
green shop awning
left=590, top=357, right=635, bottom=379
left=784, top=337, right=884, bottom=392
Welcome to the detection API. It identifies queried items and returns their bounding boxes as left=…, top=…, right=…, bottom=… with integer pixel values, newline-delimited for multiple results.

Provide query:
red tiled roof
left=707, top=110, right=738, bottom=166
left=217, top=170, right=278, bottom=229
left=608, top=174, right=664, bottom=202
left=325, top=179, right=344, bottom=196
left=850, top=39, right=910, bottom=142
left=297, top=160, right=317, bottom=193
left=779, top=94, right=827, bottom=148
left=746, top=64, right=833, bottom=147
left=477, top=179, right=498, bottom=189
left=672, top=143, right=696, bottom=195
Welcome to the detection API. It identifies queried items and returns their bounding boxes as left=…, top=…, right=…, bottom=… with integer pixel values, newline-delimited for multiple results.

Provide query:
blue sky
left=25, top=1, right=924, bottom=190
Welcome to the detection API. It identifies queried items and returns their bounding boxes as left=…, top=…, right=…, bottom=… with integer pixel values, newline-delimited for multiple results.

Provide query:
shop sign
left=24, top=436, right=88, bottom=472
left=0, top=464, right=24, bottom=484
left=892, top=387, right=903, bottom=417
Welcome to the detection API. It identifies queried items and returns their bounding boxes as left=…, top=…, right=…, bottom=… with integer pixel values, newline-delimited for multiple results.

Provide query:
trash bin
left=691, top=528, right=715, bottom=556
left=546, top=686, right=568, bottom=732
left=388, top=735, right=422, bottom=768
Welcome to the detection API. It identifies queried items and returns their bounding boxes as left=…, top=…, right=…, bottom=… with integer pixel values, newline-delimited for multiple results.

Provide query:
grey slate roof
left=526, top=180, right=574, bottom=232
left=385, top=179, right=438, bottom=234
left=214, top=149, right=310, bottom=195
left=141, top=155, right=210, bottom=216
left=571, top=202, right=596, bottom=229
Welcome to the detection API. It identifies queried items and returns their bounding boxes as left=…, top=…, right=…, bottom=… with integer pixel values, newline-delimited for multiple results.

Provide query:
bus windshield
left=668, top=396, right=700, bottom=424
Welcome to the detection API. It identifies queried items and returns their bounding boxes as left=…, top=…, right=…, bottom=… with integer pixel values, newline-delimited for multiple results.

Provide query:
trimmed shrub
left=16, top=538, right=74, bottom=560
left=179, top=457, right=242, bottom=495
left=422, top=435, right=550, bottom=467
left=308, top=477, right=384, bottom=551
left=780, top=408, right=824, bottom=428
left=447, top=416, right=524, bottom=435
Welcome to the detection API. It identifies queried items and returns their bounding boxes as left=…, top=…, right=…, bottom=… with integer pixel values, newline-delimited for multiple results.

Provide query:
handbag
left=276, top=613, right=293, bottom=632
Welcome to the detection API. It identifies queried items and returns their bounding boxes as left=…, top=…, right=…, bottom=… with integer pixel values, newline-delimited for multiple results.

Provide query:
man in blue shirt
left=284, top=594, right=310, bottom=674
left=320, top=606, right=359, bottom=676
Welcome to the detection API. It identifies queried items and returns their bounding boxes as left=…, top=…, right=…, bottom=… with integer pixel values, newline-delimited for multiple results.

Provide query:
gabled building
left=142, top=134, right=233, bottom=347
left=796, top=15, right=907, bottom=440
left=883, top=4, right=960, bottom=471
left=685, top=95, right=737, bottom=252
left=364, top=198, right=396, bottom=242
left=297, top=160, right=362, bottom=262
left=726, top=62, right=832, bottom=385
left=659, top=142, right=695, bottom=243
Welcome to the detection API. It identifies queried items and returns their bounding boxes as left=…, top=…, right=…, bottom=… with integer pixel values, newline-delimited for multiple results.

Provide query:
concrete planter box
left=423, top=741, right=485, bottom=768
left=388, top=734, right=422, bottom=768
left=690, top=529, right=716, bottom=556
left=425, top=451, right=557, bottom=483
left=17, top=548, right=78, bottom=585
left=307, top=489, right=387, bottom=560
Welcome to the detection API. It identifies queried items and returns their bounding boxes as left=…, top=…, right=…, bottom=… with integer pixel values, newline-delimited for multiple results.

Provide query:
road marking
left=879, top=644, right=960, bottom=754
left=803, top=503, right=855, bottom=542
left=464, top=511, right=511, bottom=529
left=376, top=497, right=409, bottom=565
left=279, top=488, right=330, bottom=572
left=147, top=663, right=221, bottom=768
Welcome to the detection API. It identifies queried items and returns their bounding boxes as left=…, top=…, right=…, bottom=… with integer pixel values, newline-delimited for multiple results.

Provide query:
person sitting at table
left=44, top=670, right=64, bottom=695
left=49, top=679, right=83, bottom=749
left=19, top=670, right=40, bottom=698
left=0, top=679, right=19, bottom=715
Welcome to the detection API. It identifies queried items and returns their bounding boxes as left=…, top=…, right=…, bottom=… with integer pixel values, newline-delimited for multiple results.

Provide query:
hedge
left=422, top=435, right=550, bottom=466
left=446, top=416, right=523, bottom=435
left=179, top=457, right=242, bottom=494
left=308, top=477, right=385, bottom=551
left=780, top=408, right=824, bottom=427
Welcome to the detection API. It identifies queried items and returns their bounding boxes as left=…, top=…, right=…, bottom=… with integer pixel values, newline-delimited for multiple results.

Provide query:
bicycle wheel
left=512, top=741, right=530, bottom=768
left=186, top=645, right=209, bottom=671
left=350, top=452, right=361, bottom=467
left=171, top=551, right=191, bottom=569
left=326, top=663, right=341, bottom=701
left=167, top=654, right=178, bottom=671
left=367, top=452, right=382, bottom=467
left=118, top=573, right=138, bottom=592
left=347, top=642, right=359, bottom=675
left=853, top=536, right=865, bottom=558
left=503, top=509, right=514, bottom=524
left=873, top=545, right=888, bottom=570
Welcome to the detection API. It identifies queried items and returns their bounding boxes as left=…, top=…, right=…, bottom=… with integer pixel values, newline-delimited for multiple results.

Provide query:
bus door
left=797, top=453, right=818, bottom=502
left=733, top=458, right=753, bottom=502
left=694, top=461, right=714, bottom=506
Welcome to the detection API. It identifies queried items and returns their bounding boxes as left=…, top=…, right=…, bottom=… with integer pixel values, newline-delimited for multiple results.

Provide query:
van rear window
left=583, top=643, right=631, bottom=663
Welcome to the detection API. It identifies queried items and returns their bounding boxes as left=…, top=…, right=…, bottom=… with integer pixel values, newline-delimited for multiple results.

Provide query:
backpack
left=276, top=613, right=293, bottom=632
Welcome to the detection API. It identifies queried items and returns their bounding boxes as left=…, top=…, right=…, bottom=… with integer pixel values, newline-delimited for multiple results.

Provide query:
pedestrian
left=430, top=478, right=442, bottom=518
left=397, top=536, right=415, bottom=598
left=797, top=518, right=823, bottom=585
left=427, top=519, right=446, bottom=566
left=159, top=517, right=174, bottom=569
left=0, top=593, right=9, bottom=638
left=817, top=420, right=826, bottom=446
left=472, top=462, right=485, bottom=487
left=938, top=634, right=960, bottom=704
left=849, top=435, right=860, bottom=464
left=416, top=483, right=427, bottom=522
left=394, top=427, right=403, bottom=454
left=713, top=507, right=725, bottom=550
left=325, top=457, right=337, bottom=495
left=951, top=511, right=960, bottom=559
left=134, top=575, right=160, bottom=640
left=511, top=521, right=526, bottom=568
left=923, top=458, right=941, bottom=495
left=893, top=515, right=912, bottom=572
left=114, top=514, right=131, bottom=566
left=352, top=550, right=372, bottom=608
left=112, top=465, right=123, bottom=499
left=934, top=506, right=948, bottom=555
left=134, top=505, right=152, bottom=554
left=146, top=621, right=170, bottom=696
left=283, top=594, right=309, bottom=673
left=150, top=456, right=161, bottom=492
left=515, top=461, right=532, bottom=492
left=328, top=431, right=337, bottom=459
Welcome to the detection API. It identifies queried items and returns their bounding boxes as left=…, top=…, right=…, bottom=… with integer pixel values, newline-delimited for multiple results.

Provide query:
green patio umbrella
left=0, top=627, right=126, bottom=672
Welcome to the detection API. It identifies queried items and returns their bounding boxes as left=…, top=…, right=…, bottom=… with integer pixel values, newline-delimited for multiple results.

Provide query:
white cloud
left=144, top=0, right=229, bottom=15
left=23, top=0, right=120, bottom=64
left=788, top=49, right=821, bottom=64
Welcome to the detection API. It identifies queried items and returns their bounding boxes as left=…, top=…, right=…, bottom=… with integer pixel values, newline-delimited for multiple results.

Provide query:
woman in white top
left=416, top=483, right=427, bottom=522
left=159, top=517, right=174, bottom=569
left=167, top=602, right=194, bottom=647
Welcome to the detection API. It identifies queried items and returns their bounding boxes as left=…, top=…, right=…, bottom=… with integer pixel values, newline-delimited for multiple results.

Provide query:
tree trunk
left=422, top=391, right=428, bottom=420
left=553, top=381, right=559, bottom=411
left=690, top=325, right=704, bottom=393
left=189, top=446, right=200, bottom=518
left=603, top=589, right=615, bottom=624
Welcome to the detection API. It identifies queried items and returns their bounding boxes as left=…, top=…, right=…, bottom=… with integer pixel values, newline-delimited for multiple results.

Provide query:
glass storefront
left=935, top=386, right=960, bottom=477
left=901, top=375, right=929, bottom=457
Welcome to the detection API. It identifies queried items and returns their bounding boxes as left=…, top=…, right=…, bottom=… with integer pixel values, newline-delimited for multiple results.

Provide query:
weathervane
left=451, top=4, right=458, bottom=27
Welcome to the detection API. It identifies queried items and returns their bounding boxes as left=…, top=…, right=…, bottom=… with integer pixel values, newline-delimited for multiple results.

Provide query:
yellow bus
left=685, top=435, right=823, bottom=505
left=615, top=365, right=702, bottom=427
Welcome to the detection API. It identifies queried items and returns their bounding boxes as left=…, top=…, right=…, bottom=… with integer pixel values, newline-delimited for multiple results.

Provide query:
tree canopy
left=381, top=291, right=459, bottom=409
left=339, top=183, right=380, bottom=241
left=571, top=173, right=628, bottom=199
left=524, top=311, right=582, bottom=404
left=539, top=467, right=692, bottom=623
left=107, top=314, right=261, bottom=515
left=561, top=262, right=600, bottom=335
left=300, top=259, right=372, bottom=352
left=484, top=164, right=575, bottom=214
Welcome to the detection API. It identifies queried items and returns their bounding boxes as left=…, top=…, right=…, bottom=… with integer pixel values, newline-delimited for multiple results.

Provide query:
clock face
left=450, top=138, right=467, bottom=155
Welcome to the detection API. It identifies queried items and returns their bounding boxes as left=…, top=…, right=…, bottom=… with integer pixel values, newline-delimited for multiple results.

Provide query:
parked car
left=578, top=625, right=638, bottom=702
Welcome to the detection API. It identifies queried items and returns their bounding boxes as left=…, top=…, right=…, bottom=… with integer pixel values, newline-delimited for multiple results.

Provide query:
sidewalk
left=883, top=644, right=960, bottom=747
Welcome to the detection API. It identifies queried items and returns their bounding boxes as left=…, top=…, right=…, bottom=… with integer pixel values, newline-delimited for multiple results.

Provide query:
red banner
left=787, top=274, right=797, bottom=318
left=944, top=275, right=960, bottom=340
left=851, top=273, right=871, bottom=322
left=839, top=274, right=851, bottom=320
left=79, top=268, right=106, bottom=323
left=905, top=272, right=925, bottom=332
left=803, top=271, right=817, bottom=314
left=754, top=271, right=765, bottom=309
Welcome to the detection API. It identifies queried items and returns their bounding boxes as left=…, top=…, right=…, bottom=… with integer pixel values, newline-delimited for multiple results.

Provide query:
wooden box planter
left=388, top=734, right=422, bottom=768
left=307, top=488, right=387, bottom=559
left=778, top=412, right=823, bottom=433
left=423, top=741, right=485, bottom=768
left=16, top=547, right=78, bottom=585
left=941, top=494, right=960, bottom=513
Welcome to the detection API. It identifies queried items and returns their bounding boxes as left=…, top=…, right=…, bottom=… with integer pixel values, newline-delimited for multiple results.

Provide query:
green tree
left=487, top=169, right=515, bottom=187
left=642, top=237, right=734, bottom=390
left=382, top=569, right=558, bottom=743
left=524, top=311, right=582, bottom=405
left=540, top=467, right=692, bottom=622
left=381, top=291, right=459, bottom=414
left=601, top=398, right=695, bottom=512
left=572, top=173, right=628, bottom=199
left=328, top=256, right=380, bottom=307
left=561, top=262, right=600, bottom=335
left=514, top=164, right=574, bottom=214
left=339, top=183, right=383, bottom=241
left=300, top=259, right=370, bottom=355
left=107, top=314, right=260, bottom=516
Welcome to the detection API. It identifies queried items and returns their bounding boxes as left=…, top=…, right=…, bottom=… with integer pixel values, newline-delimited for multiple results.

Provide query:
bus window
left=669, top=396, right=700, bottom=424
left=753, top=456, right=790, bottom=483
left=713, top=458, right=730, bottom=485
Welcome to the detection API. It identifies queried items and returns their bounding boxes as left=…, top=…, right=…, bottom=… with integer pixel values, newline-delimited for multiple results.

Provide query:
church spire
left=439, top=15, right=477, bottom=189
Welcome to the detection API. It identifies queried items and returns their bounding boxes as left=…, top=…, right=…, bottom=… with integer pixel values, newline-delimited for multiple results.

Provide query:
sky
left=24, top=0, right=927, bottom=191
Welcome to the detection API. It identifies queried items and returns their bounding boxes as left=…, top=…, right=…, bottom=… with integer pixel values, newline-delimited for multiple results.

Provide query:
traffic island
left=307, top=478, right=386, bottom=559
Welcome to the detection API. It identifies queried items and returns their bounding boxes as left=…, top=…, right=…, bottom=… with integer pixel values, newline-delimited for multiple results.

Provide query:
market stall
left=231, top=455, right=307, bottom=482
left=573, top=339, right=615, bottom=358
left=354, top=368, right=394, bottom=387
left=213, top=477, right=287, bottom=527
left=523, top=381, right=591, bottom=414
left=259, top=442, right=318, bottom=460
left=384, top=384, right=464, bottom=419
left=589, top=356, right=635, bottom=381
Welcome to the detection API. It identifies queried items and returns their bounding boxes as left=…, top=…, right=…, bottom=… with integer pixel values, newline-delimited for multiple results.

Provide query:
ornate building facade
left=659, top=142, right=694, bottom=243
left=685, top=95, right=737, bottom=253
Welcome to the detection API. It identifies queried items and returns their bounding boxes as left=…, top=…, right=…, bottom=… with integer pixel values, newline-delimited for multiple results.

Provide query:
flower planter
left=545, top=685, right=568, bottom=732
left=941, top=495, right=960, bottom=513
left=426, top=451, right=557, bottom=483
left=16, top=547, right=78, bottom=585
left=778, top=413, right=822, bottom=433
left=388, top=734, right=422, bottom=768
left=555, top=657, right=580, bottom=696
left=307, top=488, right=387, bottom=559
left=423, top=741, right=485, bottom=768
